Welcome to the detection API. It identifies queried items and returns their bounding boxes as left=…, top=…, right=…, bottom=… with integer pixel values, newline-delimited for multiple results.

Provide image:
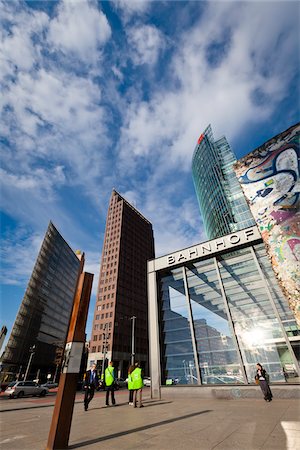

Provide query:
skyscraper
left=192, top=125, right=255, bottom=239
left=0, top=326, right=7, bottom=353
left=0, top=222, right=81, bottom=382
left=89, top=190, right=155, bottom=376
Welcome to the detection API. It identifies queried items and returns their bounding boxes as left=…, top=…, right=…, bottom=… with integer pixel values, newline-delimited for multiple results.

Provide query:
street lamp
left=24, top=345, right=36, bottom=381
left=130, top=316, right=136, bottom=366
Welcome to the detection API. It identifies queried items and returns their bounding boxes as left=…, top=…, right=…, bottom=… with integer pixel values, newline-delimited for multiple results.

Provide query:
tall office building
left=0, top=326, right=7, bottom=353
left=89, top=190, right=155, bottom=376
left=192, top=125, right=255, bottom=239
left=0, top=222, right=81, bottom=382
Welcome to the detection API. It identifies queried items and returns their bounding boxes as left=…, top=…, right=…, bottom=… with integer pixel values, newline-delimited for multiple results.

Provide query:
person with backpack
left=105, top=361, right=116, bottom=406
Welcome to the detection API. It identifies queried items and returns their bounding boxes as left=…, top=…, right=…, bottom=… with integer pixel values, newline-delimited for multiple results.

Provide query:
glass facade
left=157, top=242, right=300, bottom=386
left=0, top=222, right=80, bottom=382
left=192, top=125, right=255, bottom=239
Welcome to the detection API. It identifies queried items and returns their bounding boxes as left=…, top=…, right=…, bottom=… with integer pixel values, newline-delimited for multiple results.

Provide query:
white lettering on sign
left=156, top=227, right=261, bottom=270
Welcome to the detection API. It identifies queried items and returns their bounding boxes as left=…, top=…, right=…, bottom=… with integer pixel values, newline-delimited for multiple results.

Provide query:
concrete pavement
left=0, top=387, right=299, bottom=449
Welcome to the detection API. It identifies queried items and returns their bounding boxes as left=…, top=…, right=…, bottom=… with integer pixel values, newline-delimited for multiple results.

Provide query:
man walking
left=83, top=363, right=99, bottom=411
left=105, top=361, right=116, bottom=406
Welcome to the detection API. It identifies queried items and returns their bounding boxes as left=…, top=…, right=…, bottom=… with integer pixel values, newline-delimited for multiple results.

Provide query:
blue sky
left=1, top=0, right=299, bottom=343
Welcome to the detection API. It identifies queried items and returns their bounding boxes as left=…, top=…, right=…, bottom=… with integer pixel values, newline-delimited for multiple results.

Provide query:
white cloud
left=127, top=24, right=165, bottom=66
left=0, top=166, right=65, bottom=194
left=113, top=0, right=150, bottom=23
left=0, top=228, right=44, bottom=286
left=0, top=1, right=49, bottom=76
left=118, top=1, right=299, bottom=175
left=48, top=0, right=111, bottom=64
left=84, top=250, right=101, bottom=297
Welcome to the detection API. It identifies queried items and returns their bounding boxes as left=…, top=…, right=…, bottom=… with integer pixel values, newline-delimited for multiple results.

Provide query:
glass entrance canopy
left=148, top=227, right=300, bottom=388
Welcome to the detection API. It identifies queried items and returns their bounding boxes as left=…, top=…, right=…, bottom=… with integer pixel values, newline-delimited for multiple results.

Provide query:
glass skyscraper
left=192, top=125, right=255, bottom=239
left=0, top=222, right=81, bottom=383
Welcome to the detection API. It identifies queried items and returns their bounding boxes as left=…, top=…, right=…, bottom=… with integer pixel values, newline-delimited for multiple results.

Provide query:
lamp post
left=24, top=345, right=36, bottom=381
left=130, top=316, right=136, bottom=366
left=16, top=365, right=22, bottom=381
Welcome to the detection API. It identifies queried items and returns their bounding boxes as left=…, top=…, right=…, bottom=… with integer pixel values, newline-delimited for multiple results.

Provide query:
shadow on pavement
left=90, top=400, right=173, bottom=410
left=69, top=409, right=212, bottom=448
left=0, top=398, right=81, bottom=413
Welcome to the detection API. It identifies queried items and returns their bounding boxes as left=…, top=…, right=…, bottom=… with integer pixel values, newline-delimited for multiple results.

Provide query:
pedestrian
left=255, top=363, right=273, bottom=402
left=105, top=361, right=116, bottom=406
left=83, top=363, right=99, bottom=411
left=127, top=364, right=135, bottom=405
left=132, top=362, right=144, bottom=408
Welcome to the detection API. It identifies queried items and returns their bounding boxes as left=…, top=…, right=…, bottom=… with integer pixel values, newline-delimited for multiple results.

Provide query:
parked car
left=115, top=378, right=127, bottom=389
left=143, top=377, right=151, bottom=387
left=41, top=382, right=58, bottom=389
left=4, top=381, right=49, bottom=398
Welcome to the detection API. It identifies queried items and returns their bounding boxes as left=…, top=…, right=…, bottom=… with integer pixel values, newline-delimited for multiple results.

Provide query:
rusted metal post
left=46, top=257, right=93, bottom=450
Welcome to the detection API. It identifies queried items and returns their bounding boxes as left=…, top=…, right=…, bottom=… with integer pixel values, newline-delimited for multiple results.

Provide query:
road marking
left=0, top=435, right=26, bottom=444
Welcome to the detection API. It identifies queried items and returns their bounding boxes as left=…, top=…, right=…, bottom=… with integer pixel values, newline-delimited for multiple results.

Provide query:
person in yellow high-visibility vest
left=132, top=362, right=144, bottom=408
left=105, top=361, right=116, bottom=406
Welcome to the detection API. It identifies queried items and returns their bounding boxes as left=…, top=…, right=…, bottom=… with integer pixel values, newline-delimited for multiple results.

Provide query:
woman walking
left=255, top=363, right=273, bottom=402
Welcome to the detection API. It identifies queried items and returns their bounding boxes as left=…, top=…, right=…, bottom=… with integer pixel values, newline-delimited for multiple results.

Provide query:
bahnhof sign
left=148, top=226, right=300, bottom=395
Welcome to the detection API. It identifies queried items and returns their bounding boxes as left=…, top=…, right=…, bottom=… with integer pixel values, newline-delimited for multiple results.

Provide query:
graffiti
left=234, top=123, right=300, bottom=325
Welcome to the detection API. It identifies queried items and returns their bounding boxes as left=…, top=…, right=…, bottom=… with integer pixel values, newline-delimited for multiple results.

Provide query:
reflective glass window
left=159, top=268, right=196, bottom=385
left=218, top=247, right=297, bottom=383
left=186, top=259, right=244, bottom=384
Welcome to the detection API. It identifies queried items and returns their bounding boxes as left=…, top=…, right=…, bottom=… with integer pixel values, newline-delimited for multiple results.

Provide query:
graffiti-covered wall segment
left=234, top=123, right=300, bottom=325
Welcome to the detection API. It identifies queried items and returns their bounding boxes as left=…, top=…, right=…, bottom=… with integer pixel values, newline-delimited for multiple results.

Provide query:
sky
left=1, top=0, right=299, bottom=344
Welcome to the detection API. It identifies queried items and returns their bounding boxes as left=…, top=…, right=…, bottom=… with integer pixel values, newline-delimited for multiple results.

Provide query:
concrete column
left=147, top=261, right=161, bottom=400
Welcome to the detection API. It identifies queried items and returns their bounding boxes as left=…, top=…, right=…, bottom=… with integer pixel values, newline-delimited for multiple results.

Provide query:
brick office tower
left=89, top=190, right=155, bottom=377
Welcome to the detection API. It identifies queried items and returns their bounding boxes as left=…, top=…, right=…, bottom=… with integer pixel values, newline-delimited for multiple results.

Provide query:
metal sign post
left=46, top=259, right=93, bottom=450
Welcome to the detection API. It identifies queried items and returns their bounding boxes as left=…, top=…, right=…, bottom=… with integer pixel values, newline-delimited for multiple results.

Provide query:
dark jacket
left=84, top=370, right=99, bottom=388
left=255, top=368, right=269, bottom=382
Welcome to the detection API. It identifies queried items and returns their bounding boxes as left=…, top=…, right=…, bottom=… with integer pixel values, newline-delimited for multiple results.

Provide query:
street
left=0, top=388, right=300, bottom=449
